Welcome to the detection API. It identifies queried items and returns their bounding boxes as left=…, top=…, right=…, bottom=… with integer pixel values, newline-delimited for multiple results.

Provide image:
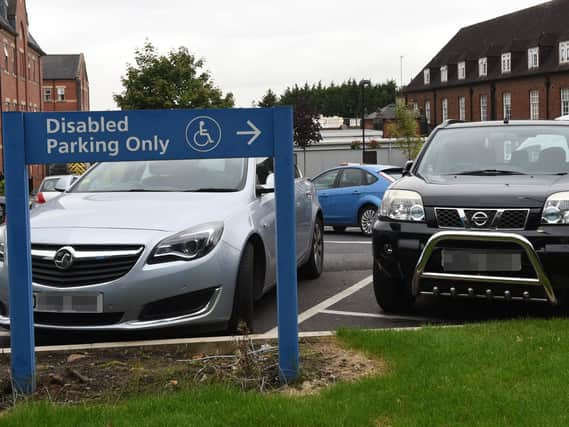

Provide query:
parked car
left=311, top=164, right=402, bottom=236
left=373, top=120, right=569, bottom=312
left=555, top=115, right=569, bottom=121
left=33, top=174, right=78, bottom=207
left=0, top=158, right=323, bottom=333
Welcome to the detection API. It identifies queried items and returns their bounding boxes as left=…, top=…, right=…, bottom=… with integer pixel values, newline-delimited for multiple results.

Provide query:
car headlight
left=148, top=222, right=224, bottom=264
left=541, top=193, right=569, bottom=225
left=380, top=190, right=425, bottom=222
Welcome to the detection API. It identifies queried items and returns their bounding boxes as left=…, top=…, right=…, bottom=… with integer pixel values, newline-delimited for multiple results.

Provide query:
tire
left=333, top=226, right=346, bottom=233
left=358, top=205, right=377, bottom=236
left=228, top=242, right=255, bottom=334
left=373, top=261, right=415, bottom=313
left=299, top=216, right=324, bottom=279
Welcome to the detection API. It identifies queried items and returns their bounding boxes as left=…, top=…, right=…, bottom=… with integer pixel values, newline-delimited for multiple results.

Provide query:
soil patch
left=0, top=336, right=385, bottom=410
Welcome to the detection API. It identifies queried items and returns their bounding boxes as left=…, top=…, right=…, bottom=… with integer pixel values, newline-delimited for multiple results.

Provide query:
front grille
left=34, top=312, right=124, bottom=326
left=32, top=244, right=143, bottom=288
left=435, top=208, right=528, bottom=230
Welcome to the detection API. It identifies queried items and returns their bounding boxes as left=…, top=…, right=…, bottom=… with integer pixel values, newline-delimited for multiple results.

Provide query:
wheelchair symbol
left=185, top=116, right=222, bottom=152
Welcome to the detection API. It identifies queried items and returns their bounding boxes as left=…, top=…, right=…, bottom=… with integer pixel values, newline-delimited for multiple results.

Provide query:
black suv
left=373, top=120, right=569, bottom=312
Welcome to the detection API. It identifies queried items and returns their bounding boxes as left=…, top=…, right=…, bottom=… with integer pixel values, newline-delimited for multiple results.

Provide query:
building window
left=458, top=61, right=466, bottom=80
left=560, top=41, right=569, bottom=64
left=440, top=65, right=448, bottom=83
left=478, top=57, right=487, bottom=77
left=3, top=45, right=7, bottom=70
left=528, top=47, right=539, bottom=69
left=424, top=69, right=430, bottom=85
left=43, top=87, right=52, bottom=102
left=530, top=90, right=539, bottom=120
left=562, top=88, right=569, bottom=116
left=459, top=96, right=466, bottom=121
left=425, top=100, right=431, bottom=124
left=480, top=95, right=488, bottom=121
left=57, top=87, right=65, bottom=101
left=501, top=53, right=511, bottom=73
left=503, top=92, right=512, bottom=120
left=442, top=98, right=448, bottom=121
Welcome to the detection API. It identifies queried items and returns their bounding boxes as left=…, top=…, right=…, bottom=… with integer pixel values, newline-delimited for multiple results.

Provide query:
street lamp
left=359, top=79, right=371, bottom=163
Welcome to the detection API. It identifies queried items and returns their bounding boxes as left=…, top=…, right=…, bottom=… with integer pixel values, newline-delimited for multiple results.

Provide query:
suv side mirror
left=402, top=161, right=414, bottom=176
left=54, top=176, right=75, bottom=192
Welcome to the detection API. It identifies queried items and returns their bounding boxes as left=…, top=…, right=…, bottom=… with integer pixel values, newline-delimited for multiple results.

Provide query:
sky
left=26, top=0, right=547, bottom=111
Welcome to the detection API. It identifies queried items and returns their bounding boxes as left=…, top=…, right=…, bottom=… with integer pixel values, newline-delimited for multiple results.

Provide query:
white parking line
left=264, top=275, right=373, bottom=337
left=320, top=309, right=429, bottom=322
left=325, top=240, right=372, bottom=245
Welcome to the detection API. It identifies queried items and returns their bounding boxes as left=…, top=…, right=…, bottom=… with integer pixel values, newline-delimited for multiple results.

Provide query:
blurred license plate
left=441, top=250, right=521, bottom=272
left=33, top=293, right=103, bottom=313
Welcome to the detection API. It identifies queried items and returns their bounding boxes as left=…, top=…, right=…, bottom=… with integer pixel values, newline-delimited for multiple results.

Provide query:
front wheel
left=228, top=242, right=255, bottom=334
left=359, top=205, right=377, bottom=236
left=299, top=216, right=324, bottom=279
left=373, top=262, right=415, bottom=313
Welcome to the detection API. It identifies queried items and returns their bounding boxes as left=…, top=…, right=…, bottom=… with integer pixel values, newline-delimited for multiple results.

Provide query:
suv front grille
left=435, top=208, right=529, bottom=230
left=31, top=244, right=144, bottom=288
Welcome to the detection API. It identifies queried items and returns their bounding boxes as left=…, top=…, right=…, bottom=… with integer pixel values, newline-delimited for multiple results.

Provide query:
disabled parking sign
left=2, top=107, right=299, bottom=393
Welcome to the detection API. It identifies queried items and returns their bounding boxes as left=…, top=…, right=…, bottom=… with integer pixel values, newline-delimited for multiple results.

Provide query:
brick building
left=42, top=54, right=89, bottom=112
left=0, top=0, right=45, bottom=186
left=404, top=0, right=569, bottom=127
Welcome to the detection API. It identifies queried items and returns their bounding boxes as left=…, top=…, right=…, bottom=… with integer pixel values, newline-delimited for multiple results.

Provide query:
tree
left=114, top=41, right=234, bottom=110
left=387, top=102, right=423, bottom=160
left=294, top=99, right=322, bottom=174
left=258, top=89, right=278, bottom=107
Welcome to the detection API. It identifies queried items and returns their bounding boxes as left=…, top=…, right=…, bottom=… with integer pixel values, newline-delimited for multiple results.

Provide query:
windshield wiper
left=184, top=188, right=238, bottom=192
left=448, top=169, right=526, bottom=176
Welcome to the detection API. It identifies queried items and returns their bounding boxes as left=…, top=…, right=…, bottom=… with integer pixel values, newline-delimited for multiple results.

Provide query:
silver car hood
left=30, top=192, right=248, bottom=232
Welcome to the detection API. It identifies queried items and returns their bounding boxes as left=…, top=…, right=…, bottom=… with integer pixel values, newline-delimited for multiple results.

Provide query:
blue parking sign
left=2, top=107, right=299, bottom=393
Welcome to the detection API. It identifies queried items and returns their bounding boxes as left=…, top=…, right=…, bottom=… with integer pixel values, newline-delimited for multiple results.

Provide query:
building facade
left=404, top=0, right=569, bottom=127
left=42, top=54, right=89, bottom=112
left=0, top=0, right=45, bottom=187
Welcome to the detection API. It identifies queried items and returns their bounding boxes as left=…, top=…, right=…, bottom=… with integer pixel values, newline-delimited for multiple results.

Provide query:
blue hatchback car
left=311, top=164, right=402, bottom=236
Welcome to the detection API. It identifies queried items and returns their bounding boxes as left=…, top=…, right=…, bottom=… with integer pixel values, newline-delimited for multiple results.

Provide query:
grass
left=4, top=319, right=569, bottom=426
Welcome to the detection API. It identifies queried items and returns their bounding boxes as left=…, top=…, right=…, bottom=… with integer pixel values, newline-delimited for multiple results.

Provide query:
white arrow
left=236, top=120, right=262, bottom=145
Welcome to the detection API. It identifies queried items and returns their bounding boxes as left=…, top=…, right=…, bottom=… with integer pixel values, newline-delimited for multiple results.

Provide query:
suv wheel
left=373, top=262, right=415, bottom=313
left=359, top=205, right=377, bottom=236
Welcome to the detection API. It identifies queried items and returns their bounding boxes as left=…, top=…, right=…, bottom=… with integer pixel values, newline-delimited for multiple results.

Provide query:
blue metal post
left=272, top=106, right=299, bottom=381
left=3, top=112, right=35, bottom=393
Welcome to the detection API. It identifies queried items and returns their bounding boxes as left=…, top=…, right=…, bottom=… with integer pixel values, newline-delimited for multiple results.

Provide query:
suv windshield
left=71, top=159, right=247, bottom=193
left=417, top=126, right=569, bottom=179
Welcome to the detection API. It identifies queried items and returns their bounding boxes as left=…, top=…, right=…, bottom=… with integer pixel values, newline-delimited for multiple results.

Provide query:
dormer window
left=458, top=61, right=466, bottom=80
left=479, top=57, right=487, bottom=77
left=424, top=69, right=430, bottom=85
left=440, top=65, right=448, bottom=83
left=501, top=53, right=511, bottom=73
left=560, top=41, right=569, bottom=64
left=528, top=47, right=539, bottom=69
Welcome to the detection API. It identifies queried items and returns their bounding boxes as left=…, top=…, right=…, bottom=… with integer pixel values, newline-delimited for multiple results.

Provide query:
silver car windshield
left=418, top=126, right=569, bottom=178
left=71, top=159, right=247, bottom=193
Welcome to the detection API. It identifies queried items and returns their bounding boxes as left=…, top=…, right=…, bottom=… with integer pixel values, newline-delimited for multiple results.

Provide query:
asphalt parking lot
left=1, top=227, right=567, bottom=348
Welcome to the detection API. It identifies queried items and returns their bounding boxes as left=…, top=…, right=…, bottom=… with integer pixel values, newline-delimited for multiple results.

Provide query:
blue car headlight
left=148, top=222, right=224, bottom=264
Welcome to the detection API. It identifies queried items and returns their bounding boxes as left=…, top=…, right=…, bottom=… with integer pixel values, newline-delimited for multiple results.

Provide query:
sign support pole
left=3, top=112, right=36, bottom=393
left=273, top=107, right=299, bottom=381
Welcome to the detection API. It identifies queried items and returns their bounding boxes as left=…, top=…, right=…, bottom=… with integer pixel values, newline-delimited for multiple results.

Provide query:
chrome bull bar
left=411, top=231, right=557, bottom=304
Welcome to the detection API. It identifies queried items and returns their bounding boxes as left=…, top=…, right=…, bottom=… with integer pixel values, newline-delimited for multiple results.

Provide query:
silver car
left=0, top=158, right=324, bottom=332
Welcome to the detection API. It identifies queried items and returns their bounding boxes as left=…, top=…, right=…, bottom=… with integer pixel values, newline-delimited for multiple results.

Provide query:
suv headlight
left=542, top=193, right=569, bottom=225
left=380, top=190, right=425, bottom=222
left=148, top=222, right=224, bottom=264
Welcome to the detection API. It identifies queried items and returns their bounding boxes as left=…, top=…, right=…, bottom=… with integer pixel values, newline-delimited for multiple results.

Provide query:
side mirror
left=256, top=172, right=275, bottom=197
left=54, top=175, right=75, bottom=192
left=402, top=160, right=414, bottom=177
